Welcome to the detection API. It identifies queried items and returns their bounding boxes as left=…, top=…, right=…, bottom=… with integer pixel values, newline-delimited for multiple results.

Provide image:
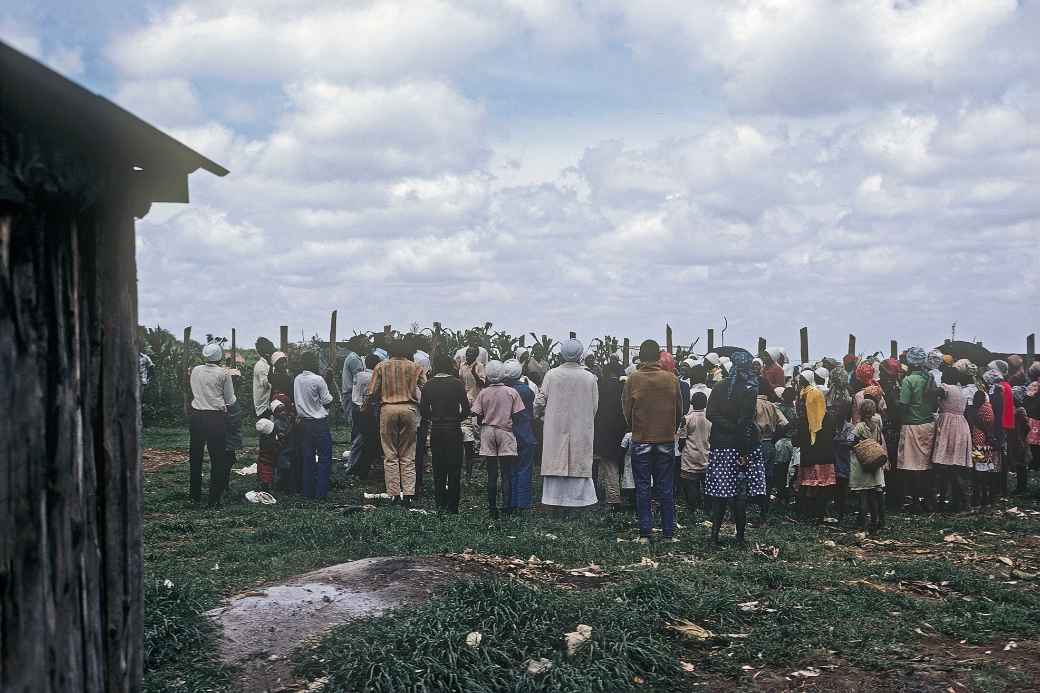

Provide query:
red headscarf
left=658, top=350, right=677, bottom=373
left=880, top=358, right=901, bottom=380
left=855, top=362, right=877, bottom=387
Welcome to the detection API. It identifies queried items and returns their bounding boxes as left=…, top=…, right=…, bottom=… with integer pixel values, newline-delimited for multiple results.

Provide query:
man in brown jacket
left=623, top=340, right=683, bottom=542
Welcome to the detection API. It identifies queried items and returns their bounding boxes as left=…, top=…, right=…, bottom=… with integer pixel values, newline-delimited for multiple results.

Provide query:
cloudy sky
left=5, top=1, right=1039, bottom=357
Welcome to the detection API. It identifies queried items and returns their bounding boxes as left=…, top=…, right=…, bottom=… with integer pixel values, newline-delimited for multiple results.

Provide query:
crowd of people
left=185, top=332, right=1040, bottom=546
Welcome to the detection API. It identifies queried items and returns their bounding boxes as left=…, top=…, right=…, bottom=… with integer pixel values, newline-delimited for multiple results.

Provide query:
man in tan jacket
left=623, top=340, right=683, bottom=543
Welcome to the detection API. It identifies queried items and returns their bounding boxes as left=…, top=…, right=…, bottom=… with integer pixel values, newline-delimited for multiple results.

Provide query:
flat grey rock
left=206, top=556, right=468, bottom=692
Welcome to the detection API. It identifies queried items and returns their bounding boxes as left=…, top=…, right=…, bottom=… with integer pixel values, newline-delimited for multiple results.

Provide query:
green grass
left=141, top=425, right=1040, bottom=692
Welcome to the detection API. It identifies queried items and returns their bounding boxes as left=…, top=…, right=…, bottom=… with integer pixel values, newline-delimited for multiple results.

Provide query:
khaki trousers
left=380, top=403, right=418, bottom=496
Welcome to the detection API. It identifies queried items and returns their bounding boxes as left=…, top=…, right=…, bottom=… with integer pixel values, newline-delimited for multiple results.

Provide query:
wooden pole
left=757, top=337, right=766, bottom=355
left=1028, top=333, right=1036, bottom=365
left=707, top=329, right=714, bottom=353
left=623, top=338, right=630, bottom=367
left=518, top=334, right=526, bottom=348
left=329, top=310, right=337, bottom=369
left=847, top=334, right=856, bottom=356
left=666, top=324, right=673, bottom=354
left=569, top=331, right=576, bottom=339
left=383, top=324, right=392, bottom=337
left=800, top=327, right=809, bottom=364
left=890, top=340, right=898, bottom=359
left=182, top=326, right=192, bottom=417
left=279, top=325, right=288, bottom=353
left=230, top=328, right=236, bottom=366
left=328, top=310, right=338, bottom=403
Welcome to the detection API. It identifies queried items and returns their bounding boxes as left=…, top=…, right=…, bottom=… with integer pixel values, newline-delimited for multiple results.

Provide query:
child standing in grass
left=678, top=392, right=711, bottom=520
left=850, top=398, right=886, bottom=535
left=471, top=360, right=525, bottom=518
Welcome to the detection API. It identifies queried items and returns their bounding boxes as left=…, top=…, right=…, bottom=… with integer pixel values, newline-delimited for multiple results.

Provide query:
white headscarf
left=560, top=338, right=584, bottom=363
left=413, top=350, right=431, bottom=372
left=255, top=418, right=275, bottom=435
left=503, top=358, right=522, bottom=380
left=202, top=342, right=223, bottom=363
left=705, top=352, right=721, bottom=367
left=486, top=360, right=505, bottom=383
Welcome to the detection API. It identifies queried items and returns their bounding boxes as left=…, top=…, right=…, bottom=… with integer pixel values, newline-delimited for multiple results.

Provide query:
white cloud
left=85, top=0, right=1040, bottom=354
left=255, top=81, right=489, bottom=181
left=115, top=78, right=203, bottom=128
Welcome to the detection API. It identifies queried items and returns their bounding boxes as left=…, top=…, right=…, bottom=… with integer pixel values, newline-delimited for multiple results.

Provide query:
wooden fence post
left=666, top=324, right=673, bottom=354
left=707, top=329, right=714, bottom=353
left=230, top=328, right=236, bottom=366
left=890, top=340, right=898, bottom=359
left=1028, top=333, right=1036, bottom=365
left=182, top=326, right=192, bottom=417
left=280, top=325, right=288, bottom=353
left=800, top=327, right=809, bottom=364
left=623, top=338, right=630, bottom=367
left=327, top=310, right=339, bottom=403
left=757, top=337, right=766, bottom=355
left=848, top=334, right=856, bottom=356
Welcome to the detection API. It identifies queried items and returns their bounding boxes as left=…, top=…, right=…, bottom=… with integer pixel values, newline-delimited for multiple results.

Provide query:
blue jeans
left=299, top=418, right=333, bottom=499
left=632, top=442, right=676, bottom=538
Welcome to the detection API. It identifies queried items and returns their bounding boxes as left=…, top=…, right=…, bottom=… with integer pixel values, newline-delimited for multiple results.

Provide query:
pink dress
left=932, top=384, right=972, bottom=468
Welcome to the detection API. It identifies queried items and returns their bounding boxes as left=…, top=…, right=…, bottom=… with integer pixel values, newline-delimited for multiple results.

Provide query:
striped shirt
left=369, top=357, right=427, bottom=405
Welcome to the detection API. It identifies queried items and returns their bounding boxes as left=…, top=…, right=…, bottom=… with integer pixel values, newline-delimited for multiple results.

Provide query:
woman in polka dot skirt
left=705, top=350, right=765, bottom=547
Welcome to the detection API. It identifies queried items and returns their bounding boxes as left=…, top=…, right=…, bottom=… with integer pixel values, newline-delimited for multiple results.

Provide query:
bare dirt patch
left=692, top=639, right=1040, bottom=692
left=142, top=448, right=186, bottom=472
left=206, top=556, right=484, bottom=692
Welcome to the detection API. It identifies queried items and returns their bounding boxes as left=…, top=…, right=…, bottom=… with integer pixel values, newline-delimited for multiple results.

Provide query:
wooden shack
left=1, top=41, right=227, bottom=691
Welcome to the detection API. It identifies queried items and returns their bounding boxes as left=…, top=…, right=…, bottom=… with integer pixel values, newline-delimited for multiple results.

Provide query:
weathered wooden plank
left=665, top=324, right=673, bottom=354
left=280, top=325, right=288, bottom=353
left=891, top=340, right=898, bottom=359
left=848, top=334, right=856, bottom=356
left=623, top=338, right=630, bottom=367
left=800, top=327, right=809, bottom=364
left=707, top=329, right=714, bottom=353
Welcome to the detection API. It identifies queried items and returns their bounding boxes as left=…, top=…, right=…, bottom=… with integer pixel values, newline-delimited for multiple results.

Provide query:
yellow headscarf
left=801, top=383, right=825, bottom=445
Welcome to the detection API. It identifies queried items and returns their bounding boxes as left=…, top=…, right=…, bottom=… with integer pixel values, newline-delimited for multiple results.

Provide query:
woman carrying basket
left=850, top=398, right=887, bottom=535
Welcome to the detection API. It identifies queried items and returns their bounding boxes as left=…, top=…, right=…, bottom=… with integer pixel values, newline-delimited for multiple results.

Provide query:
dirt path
left=206, top=556, right=476, bottom=692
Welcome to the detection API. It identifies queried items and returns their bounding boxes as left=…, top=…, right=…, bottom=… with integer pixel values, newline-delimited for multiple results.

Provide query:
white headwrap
left=485, top=360, right=505, bottom=383
left=705, top=352, right=721, bottom=367
left=413, top=350, right=431, bottom=372
left=560, top=338, right=584, bottom=363
left=202, top=342, right=223, bottom=363
left=774, top=386, right=786, bottom=400
left=765, top=346, right=783, bottom=363
left=270, top=399, right=284, bottom=413
left=814, top=366, right=830, bottom=382
left=255, top=418, right=275, bottom=435
left=503, top=358, right=522, bottom=380
left=800, top=369, right=816, bottom=386
left=271, top=351, right=287, bottom=366
left=373, top=348, right=388, bottom=361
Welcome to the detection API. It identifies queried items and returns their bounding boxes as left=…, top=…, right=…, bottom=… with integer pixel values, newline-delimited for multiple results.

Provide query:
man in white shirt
left=253, top=337, right=275, bottom=416
left=294, top=351, right=334, bottom=499
left=189, top=342, right=237, bottom=507
left=340, top=336, right=366, bottom=424
left=454, top=333, right=489, bottom=369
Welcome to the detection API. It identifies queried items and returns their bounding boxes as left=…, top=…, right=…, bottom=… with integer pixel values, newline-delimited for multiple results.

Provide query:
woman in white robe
left=536, top=338, right=599, bottom=507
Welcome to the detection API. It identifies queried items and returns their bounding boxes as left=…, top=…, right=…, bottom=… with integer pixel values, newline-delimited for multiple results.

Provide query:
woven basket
left=853, top=438, right=887, bottom=471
